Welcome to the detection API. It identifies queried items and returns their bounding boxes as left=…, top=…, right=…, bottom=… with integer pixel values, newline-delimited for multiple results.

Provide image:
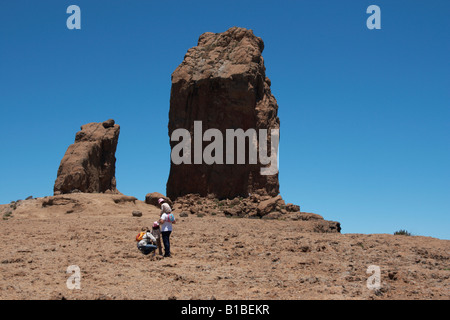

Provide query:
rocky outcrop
left=53, top=119, right=120, bottom=195
left=172, top=193, right=341, bottom=233
left=167, top=27, right=280, bottom=200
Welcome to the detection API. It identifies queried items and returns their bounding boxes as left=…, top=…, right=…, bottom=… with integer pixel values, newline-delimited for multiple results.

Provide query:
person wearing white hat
left=158, top=198, right=174, bottom=257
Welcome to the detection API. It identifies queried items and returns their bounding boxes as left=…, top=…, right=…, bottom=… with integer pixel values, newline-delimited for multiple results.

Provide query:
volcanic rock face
left=54, top=119, right=120, bottom=195
left=167, top=27, right=280, bottom=200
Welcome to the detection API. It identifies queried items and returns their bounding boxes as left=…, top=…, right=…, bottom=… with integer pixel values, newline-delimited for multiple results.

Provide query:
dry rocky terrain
left=1, top=193, right=448, bottom=300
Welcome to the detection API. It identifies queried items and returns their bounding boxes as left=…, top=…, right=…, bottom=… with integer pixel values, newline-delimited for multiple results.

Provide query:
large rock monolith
left=54, top=119, right=120, bottom=195
left=167, top=27, right=280, bottom=200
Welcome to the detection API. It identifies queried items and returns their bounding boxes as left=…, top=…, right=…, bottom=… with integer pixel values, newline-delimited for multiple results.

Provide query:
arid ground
left=0, top=193, right=448, bottom=300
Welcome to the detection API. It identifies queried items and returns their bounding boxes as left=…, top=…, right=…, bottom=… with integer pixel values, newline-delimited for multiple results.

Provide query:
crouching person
left=136, top=227, right=157, bottom=256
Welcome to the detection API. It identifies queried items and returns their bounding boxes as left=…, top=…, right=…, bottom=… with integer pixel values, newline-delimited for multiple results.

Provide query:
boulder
left=102, top=119, right=115, bottom=128
left=286, top=203, right=300, bottom=212
left=145, top=192, right=173, bottom=208
left=224, top=206, right=242, bottom=217
left=313, top=221, right=342, bottom=233
left=132, top=211, right=142, bottom=217
left=256, top=195, right=285, bottom=217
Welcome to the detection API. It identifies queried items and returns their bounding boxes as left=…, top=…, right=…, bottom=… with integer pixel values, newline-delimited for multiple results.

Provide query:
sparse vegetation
left=3, top=211, right=13, bottom=220
left=394, top=229, right=412, bottom=236
left=9, top=202, right=17, bottom=210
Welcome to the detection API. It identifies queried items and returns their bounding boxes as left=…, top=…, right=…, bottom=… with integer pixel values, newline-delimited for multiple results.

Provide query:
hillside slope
left=0, top=193, right=448, bottom=300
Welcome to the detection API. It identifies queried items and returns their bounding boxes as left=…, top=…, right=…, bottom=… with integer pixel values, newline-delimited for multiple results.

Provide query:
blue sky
left=0, top=1, right=449, bottom=239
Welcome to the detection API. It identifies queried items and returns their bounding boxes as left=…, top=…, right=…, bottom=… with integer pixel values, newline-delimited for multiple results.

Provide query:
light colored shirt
left=138, top=231, right=156, bottom=247
left=160, top=203, right=172, bottom=215
left=160, top=203, right=173, bottom=232
left=160, top=214, right=173, bottom=232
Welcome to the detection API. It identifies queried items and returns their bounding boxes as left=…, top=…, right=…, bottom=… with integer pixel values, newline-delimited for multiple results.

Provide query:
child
left=151, top=221, right=163, bottom=256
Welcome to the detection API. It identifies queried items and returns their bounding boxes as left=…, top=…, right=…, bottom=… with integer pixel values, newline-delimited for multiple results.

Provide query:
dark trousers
left=137, top=243, right=157, bottom=255
left=161, top=231, right=172, bottom=257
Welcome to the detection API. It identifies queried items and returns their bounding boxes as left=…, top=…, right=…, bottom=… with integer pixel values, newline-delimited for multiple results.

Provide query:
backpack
left=136, top=231, right=146, bottom=242
left=167, top=213, right=176, bottom=223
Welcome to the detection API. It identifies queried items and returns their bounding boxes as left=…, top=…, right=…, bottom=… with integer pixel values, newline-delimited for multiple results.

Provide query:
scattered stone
left=132, top=211, right=142, bottom=217
left=224, top=207, right=242, bottom=217
left=189, top=207, right=198, bottom=215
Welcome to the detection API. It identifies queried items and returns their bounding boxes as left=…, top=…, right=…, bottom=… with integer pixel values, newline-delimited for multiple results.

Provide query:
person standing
left=158, top=198, right=174, bottom=258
